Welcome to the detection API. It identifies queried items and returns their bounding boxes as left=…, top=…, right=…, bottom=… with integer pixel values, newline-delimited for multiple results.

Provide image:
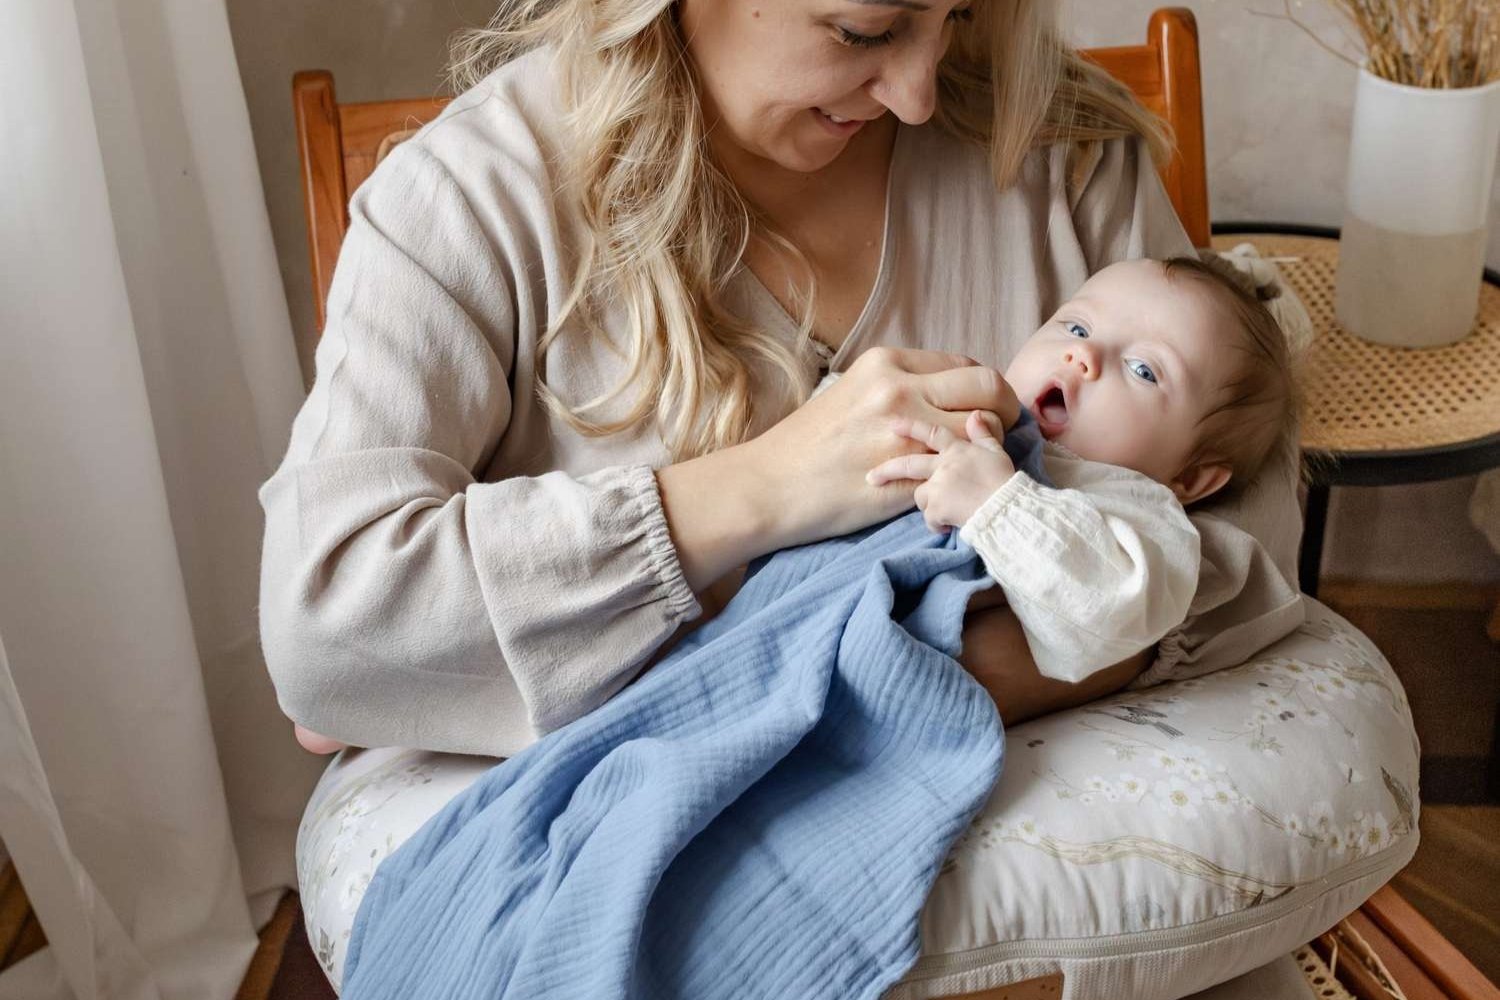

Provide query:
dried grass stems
left=1266, top=0, right=1500, bottom=88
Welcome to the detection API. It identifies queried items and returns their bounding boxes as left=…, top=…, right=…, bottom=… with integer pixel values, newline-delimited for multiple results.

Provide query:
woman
left=259, top=0, right=1302, bottom=758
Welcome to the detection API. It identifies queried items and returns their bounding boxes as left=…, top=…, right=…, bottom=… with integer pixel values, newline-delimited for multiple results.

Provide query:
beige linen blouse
left=258, top=47, right=1303, bottom=758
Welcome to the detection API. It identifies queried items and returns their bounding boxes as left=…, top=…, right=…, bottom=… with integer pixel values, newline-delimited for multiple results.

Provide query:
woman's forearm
left=959, top=605, right=1152, bottom=727
left=655, top=440, right=785, bottom=593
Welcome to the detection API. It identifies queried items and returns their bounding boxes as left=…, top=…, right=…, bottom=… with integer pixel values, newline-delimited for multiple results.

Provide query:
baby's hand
left=866, top=411, right=1016, bottom=533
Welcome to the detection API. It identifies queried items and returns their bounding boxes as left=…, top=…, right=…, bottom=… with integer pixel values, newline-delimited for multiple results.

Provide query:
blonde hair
left=449, top=1, right=1174, bottom=462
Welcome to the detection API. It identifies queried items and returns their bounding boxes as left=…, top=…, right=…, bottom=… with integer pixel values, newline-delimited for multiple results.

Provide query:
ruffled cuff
left=466, top=463, right=702, bottom=735
left=957, top=471, right=1041, bottom=562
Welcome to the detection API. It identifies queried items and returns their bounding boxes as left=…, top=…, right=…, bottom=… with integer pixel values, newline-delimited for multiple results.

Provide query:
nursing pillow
left=295, top=599, right=1418, bottom=999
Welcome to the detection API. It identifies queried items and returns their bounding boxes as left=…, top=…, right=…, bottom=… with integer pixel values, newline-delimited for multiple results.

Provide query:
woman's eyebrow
left=849, top=0, right=933, bottom=10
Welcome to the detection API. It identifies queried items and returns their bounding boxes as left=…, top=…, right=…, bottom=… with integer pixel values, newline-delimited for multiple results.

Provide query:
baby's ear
left=1170, top=462, right=1231, bottom=506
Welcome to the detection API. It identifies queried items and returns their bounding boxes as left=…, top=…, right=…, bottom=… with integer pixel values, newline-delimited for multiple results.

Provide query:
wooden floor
left=1, top=585, right=1496, bottom=997
left=0, top=863, right=45, bottom=974
left=238, top=893, right=334, bottom=1000
left=1390, top=806, right=1500, bottom=986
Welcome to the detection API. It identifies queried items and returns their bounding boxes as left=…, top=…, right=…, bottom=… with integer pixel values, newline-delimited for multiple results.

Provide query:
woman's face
left=677, top=0, right=974, bottom=174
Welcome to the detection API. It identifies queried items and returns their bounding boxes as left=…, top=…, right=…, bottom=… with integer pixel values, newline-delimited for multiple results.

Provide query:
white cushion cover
left=296, top=599, right=1418, bottom=999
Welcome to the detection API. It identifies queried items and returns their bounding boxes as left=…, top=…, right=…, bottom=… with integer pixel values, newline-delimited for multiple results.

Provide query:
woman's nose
left=868, top=40, right=940, bottom=125
left=1062, top=343, right=1100, bottom=379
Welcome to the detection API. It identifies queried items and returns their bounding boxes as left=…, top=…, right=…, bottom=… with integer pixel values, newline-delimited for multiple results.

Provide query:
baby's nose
left=1062, top=344, right=1098, bottom=378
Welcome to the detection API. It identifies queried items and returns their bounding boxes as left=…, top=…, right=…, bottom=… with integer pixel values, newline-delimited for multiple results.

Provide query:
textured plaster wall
left=228, top=0, right=1500, bottom=583
left=1065, top=0, right=1500, bottom=266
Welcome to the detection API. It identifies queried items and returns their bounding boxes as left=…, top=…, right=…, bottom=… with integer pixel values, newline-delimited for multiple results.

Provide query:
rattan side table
left=1210, top=225, right=1500, bottom=597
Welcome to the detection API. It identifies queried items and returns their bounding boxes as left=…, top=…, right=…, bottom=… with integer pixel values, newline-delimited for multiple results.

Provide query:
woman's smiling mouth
left=813, top=108, right=870, bottom=136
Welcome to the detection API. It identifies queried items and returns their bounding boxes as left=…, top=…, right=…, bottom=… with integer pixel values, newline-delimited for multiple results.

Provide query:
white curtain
left=0, top=0, right=322, bottom=997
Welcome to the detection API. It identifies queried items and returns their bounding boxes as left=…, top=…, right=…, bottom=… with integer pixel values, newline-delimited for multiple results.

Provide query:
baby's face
left=1004, top=259, right=1236, bottom=493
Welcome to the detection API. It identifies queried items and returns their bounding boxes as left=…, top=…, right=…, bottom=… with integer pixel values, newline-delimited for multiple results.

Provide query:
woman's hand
left=866, top=410, right=1015, bottom=534
left=746, top=347, right=1020, bottom=546
left=657, top=348, right=1017, bottom=594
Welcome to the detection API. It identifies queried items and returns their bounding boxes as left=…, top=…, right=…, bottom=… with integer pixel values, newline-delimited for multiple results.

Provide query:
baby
left=293, top=253, right=1295, bottom=753
left=864, top=253, right=1296, bottom=684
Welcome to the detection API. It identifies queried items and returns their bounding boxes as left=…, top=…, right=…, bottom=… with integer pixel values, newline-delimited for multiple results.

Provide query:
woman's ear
left=1170, top=461, right=1231, bottom=506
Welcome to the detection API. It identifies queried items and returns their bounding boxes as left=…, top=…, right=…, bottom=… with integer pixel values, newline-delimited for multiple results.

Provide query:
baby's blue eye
left=1128, top=360, right=1158, bottom=384
left=1063, top=321, right=1089, bottom=338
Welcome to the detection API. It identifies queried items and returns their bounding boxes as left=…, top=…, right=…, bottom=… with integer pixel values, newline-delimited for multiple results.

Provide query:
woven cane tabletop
left=1210, top=232, right=1500, bottom=456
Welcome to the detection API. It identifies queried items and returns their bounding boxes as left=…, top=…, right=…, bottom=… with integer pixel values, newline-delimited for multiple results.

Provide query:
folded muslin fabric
left=341, top=418, right=1050, bottom=1000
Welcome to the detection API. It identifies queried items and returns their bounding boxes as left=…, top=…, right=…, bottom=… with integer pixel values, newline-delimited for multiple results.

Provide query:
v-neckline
left=738, top=122, right=907, bottom=374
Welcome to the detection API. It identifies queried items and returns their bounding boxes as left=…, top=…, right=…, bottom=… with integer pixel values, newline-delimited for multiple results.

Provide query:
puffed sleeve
left=958, top=450, right=1200, bottom=683
left=257, top=140, right=700, bottom=758
left=1067, top=136, right=1306, bottom=685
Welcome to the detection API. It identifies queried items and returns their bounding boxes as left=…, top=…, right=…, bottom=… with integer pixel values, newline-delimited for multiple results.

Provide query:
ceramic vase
left=1335, top=67, right=1500, bottom=348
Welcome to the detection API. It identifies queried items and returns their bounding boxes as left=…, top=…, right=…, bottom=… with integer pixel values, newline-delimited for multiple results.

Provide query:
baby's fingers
left=892, top=417, right=961, bottom=453
left=867, top=452, right=941, bottom=486
left=966, top=410, right=1006, bottom=453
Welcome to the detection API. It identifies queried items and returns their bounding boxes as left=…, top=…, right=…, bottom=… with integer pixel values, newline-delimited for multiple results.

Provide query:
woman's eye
left=837, top=26, right=896, bottom=47
left=836, top=7, right=971, bottom=48
left=1128, top=360, right=1158, bottom=384
left=1062, top=321, right=1089, bottom=339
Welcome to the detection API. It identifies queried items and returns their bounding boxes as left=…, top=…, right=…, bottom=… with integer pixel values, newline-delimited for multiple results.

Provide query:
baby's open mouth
left=1034, top=384, right=1069, bottom=434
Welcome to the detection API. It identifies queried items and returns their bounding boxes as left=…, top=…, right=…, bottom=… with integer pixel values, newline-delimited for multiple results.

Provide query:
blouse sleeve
left=257, top=140, right=700, bottom=758
left=1068, top=136, right=1306, bottom=685
left=958, top=452, right=1200, bottom=683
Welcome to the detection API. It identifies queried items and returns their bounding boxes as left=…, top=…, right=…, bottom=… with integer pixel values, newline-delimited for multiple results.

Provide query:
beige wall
left=1065, top=1, right=1500, bottom=266
left=227, top=0, right=1500, bottom=584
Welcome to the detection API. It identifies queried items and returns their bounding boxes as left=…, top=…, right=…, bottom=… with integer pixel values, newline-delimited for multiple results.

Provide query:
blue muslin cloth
left=342, top=414, right=1051, bottom=1000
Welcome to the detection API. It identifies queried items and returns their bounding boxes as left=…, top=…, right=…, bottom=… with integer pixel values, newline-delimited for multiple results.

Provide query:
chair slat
left=292, top=71, right=351, bottom=332
left=1085, top=7, right=1209, bottom=246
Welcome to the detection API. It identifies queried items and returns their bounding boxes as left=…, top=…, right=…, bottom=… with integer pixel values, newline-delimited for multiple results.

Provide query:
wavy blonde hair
left=449, top=0, right=1172, bottom=462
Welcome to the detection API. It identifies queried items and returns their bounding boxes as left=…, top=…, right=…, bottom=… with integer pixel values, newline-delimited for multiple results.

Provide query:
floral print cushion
left=296, top=600, right=1419, bottom=999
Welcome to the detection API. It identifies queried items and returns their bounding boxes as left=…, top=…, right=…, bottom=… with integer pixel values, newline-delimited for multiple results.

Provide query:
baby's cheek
left=1091, top=409, right=1174, bottom=480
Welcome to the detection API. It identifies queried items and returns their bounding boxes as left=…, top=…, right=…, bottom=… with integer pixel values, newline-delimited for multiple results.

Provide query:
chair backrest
left=1079, top=7, right=1209, bottom=247
left=293, top=6, right=1208, bottom=331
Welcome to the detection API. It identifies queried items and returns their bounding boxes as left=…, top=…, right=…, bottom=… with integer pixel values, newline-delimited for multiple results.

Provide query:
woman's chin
left=768, top=116, right=868, bottom=173
left=717, top=120, right=865, bottom=176
left=767, top=138, right=848, bottom=174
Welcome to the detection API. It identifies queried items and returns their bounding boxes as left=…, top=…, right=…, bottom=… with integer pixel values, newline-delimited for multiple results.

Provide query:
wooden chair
left=1078, top=7, right=1209, bottom=248
left=292, top=7, right=1209, bottom=332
